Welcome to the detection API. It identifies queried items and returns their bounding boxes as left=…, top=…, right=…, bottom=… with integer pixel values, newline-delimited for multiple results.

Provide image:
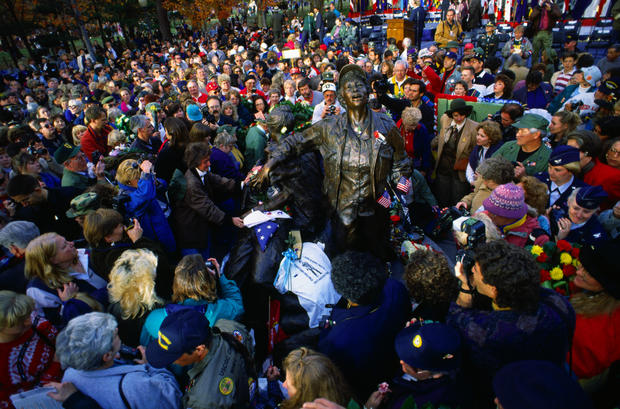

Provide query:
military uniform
left=478, top=33, right=500, bottom=60
left=184, top=334, right=250, bottom=409
left=535, top=172, right=588, bottom=210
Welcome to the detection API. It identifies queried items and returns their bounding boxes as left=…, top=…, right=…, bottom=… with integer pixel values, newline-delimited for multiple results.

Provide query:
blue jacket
left=119, top=173, right=176, bottom=254
left=62, top=364, right=182, bottom=409
left=468, top=142, right=504, bottom=173
left=513, top=83, right=553, bottom=109
left=140, top=274, right=245, bottom=346
left=565, top=215, right=608, bottom=247
left=210, top=147, right=245, bottom=182
left=318, top=278, right=410, bottom=399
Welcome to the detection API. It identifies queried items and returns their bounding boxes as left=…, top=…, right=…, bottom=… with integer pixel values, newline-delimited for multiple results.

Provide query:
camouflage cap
left=66, top=192, right=100, bottom=218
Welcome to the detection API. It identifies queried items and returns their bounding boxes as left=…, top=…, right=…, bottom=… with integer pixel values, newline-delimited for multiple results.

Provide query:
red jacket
left=503, top=214, right=549, bottom=248
left=410, top=65, right=442, bottom=97
left=583, top=159, right=620, bottom=210
left=80, top=125, right=112, bottom=161
left=570, top=307, right=620, bottom=379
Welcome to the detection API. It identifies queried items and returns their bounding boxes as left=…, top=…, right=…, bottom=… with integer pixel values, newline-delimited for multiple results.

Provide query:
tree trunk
left=155, top=0, right=172, bottom=41
left=68, top=0, right=96, bottom=58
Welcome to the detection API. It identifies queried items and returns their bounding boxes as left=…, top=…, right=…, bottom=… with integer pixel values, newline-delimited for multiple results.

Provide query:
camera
left=201, top=105, right=217, bottom=124
left=372, top=79, right=389, bottom=95
left=453, top=216, right=486, bottom=277
left=432, top=206, right=469, bottom=239
left=27, top=146, right=48, bottom=156
left=118, top=344, right=140, bottom=362
left=327, top=105, right=336, bottom=115
left=205, top=260, right=214, bottom=269
left=112, top=192, right=132, bottom=225
left=549, top=207, right=567, bottom=237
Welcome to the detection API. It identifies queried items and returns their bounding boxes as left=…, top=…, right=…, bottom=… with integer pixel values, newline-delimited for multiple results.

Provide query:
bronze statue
left=255, top=64, right=411, bottom=258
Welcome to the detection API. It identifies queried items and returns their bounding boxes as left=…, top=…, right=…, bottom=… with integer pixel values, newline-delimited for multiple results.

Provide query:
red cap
left=199, top=51, right=206, bottom=57
left=206, top=82, right=219, bottom=92
left=290, top=67, right=301, bottom=75
left=464, top=43, right=474, bottom=50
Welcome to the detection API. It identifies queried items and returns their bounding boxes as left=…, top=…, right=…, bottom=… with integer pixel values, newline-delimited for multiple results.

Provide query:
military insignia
left=412, top=334, right=422, bottom=348
left=158, top=331, right=171, bottom=350
left=219, top=377, right=234, bottom=395
left=233, top=330, right=243, bottom=343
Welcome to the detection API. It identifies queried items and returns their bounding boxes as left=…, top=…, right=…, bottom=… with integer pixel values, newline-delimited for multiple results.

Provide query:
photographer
left=311, top=82, right=345, bottom=124
left=53, top=144, right=106, bottom=191
left=448, top=240, right=575, bottom=408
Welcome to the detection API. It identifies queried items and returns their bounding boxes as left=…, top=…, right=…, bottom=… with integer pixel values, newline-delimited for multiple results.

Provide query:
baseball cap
left=322, top=82, right=337, bottom=93
left=146, top=308, right=212, bottom=368
left=395, top=322, right=461, bottom=372
left=206, top=82, right=219, bottom=92
left=445, top=51, right=458, bottom=60
left=418, top=48, right=433, bottom=59
left=66, top=192, right=101, bottom=218
left=54, top=143, right=81, bottom=164
left=186, top=104, right=203, bottom=122
left=464, top=43, right=474, bottom=50
left=512, top=113, right=549, bottom=131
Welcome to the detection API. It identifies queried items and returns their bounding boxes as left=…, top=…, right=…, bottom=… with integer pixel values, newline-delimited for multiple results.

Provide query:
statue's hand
left=252, top=165, right=270, bottom=188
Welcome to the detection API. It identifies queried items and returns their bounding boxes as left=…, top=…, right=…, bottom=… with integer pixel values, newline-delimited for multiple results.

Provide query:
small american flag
left=377, top=190, right=391, bottom=208
left=348, top=55, right=355, bottom=64
left=396, top=176, right=411, bottom=194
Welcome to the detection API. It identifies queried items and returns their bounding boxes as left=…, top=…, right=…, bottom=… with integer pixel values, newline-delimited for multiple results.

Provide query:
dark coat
left=535, top=171, right=588, bottom=210
left=513, top=82, right=554, bottom=109
left=171, top=169, right=237, bottom=249
left=210, top=147, right=245, bottom=182
left=155, top=144, right=187, bottom=184
left=130, top=136, right=162, bottom=155
left=318, top=278, right=410, bottom=400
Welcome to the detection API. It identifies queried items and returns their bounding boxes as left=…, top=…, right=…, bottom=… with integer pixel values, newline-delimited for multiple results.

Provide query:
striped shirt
left=553, top=68, right=576, bottom=95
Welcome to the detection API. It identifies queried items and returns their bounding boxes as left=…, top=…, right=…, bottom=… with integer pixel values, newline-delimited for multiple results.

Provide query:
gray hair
left=0, top=221, right=40, bottom=250
left=129, top=115, right=150, bottom=134
left=401, top=107, right=422, bottom=126
left=56, top=312, right=117, bottom=370
left=214, top=130, right=236, bottom=147
left=107, top=107, right=123, bottom=123
left=394, top=60, right=408, bottom=70
left=477, top=156, right=515, bottom=185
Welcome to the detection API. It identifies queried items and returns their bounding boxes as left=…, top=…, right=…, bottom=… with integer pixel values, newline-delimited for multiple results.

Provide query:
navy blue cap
left=83, top=95, right=98, bottom=105
left=575, top=185, right=607, bottom=209
left=493, top=360, right=593, bottom=409
left=394, top=322, right=461, bottom=372
left=549, top=145, right=580, bottom=167
left=445, top=51, right=458, bottom=60
left=597, top=79, right=618, bottom=95
left=146, top=308, right=212, bottom=368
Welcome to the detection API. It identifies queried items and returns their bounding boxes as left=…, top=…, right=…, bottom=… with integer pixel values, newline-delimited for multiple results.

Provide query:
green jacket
left=303, top=14, right=315, bottom=33
left=342, top=24, right=357, bottom=47
left=61, top=168, right=95, bottom=191
left=244, top=125, right=269, bottom=170
left=184, top=334, right=249, bottom=409
left=492, top=141, right=551, bottom=176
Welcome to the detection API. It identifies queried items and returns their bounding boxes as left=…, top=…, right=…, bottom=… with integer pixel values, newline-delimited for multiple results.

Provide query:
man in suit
left=272, top=7, right=283, bottom=41
left=433, top=99, right=478, bottom=207
left=535, top=145, right=588, bottom=211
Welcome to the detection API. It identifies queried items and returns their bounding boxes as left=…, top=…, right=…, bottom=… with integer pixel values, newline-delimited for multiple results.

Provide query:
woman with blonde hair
left=108, top=249, right=164, bottom=347
left=140, top=253, right=243, bottom=346
left=281, top=347, right=352, bottom=409
left=72, top=124, right=88, bottom=146
left=25, top=233, right=107, bottom=326
left=0, top=291, right=62, bottom=407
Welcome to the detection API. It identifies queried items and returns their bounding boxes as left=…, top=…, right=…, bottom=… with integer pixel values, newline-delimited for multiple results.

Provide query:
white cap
left=260, top=42, right=268, bottom=50
left=322, top=82, right=337, bottom=93
left=418, top=48, right=433, bottom=58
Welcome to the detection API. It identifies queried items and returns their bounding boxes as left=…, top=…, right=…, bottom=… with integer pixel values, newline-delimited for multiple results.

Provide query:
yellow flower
left=573, top=259, right=581, bottom=268
left=550, top=267, right=564, bottom=281
left=531, top=245, right=544, bottom=256
left=560, top=252, right=572, bottom=265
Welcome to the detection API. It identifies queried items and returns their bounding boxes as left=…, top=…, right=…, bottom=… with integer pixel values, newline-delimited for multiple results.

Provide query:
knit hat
left=483, top=183, right=527, bottom=219
left=581, top=65, right=601, bottom=87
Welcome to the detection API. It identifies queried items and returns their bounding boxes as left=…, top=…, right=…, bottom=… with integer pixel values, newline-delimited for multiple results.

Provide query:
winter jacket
left=62, top=364, right=182, bottom=409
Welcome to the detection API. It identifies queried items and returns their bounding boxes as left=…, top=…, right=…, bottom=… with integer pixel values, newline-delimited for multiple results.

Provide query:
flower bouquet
left=526, top=240, right=581, bottom=296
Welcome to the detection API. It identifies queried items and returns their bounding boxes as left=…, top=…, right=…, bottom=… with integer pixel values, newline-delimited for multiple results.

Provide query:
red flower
left=557, top=240, right=572, bottom=252
left=390, top=215, right=401, bottom=223
left=568, top=281, right=580, bottom=295
left=571, top=247, right=580, bottom=258
left=540, top=269, right=551, bottom=282
left=536, top=253, right=548, bottom=263
left=562, top=264, right=576, bottom=277
left=556, top=287, right=567, bottom=296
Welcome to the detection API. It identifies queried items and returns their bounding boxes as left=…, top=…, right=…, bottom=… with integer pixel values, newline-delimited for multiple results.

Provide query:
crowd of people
left=1, top=1, right=620, bottom=409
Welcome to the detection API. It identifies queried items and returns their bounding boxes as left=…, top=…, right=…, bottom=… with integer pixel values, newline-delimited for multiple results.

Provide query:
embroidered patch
left=232, top=330, right=243, bottom=343
left=412, top=334, right=423, bottom=348
left=219, top=377, right=234, bottom=395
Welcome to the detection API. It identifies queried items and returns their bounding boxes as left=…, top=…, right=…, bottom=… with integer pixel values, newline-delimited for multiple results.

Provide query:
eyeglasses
left=607, top=147, right=620, bottom=157
left=43, top=124, right=52, bottom=128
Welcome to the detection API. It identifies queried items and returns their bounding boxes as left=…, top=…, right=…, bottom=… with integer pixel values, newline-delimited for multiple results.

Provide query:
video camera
left=453, top=216, right=486, bottom=277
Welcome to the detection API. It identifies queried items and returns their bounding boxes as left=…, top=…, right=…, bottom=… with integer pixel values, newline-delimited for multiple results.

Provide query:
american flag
left=347, top=54, right=355, bottom=64
left=396, top=176, right=412, bottom=194
left=377, top=190, right=391, bottom=208
left=253, top=221, right=279, bottom=251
